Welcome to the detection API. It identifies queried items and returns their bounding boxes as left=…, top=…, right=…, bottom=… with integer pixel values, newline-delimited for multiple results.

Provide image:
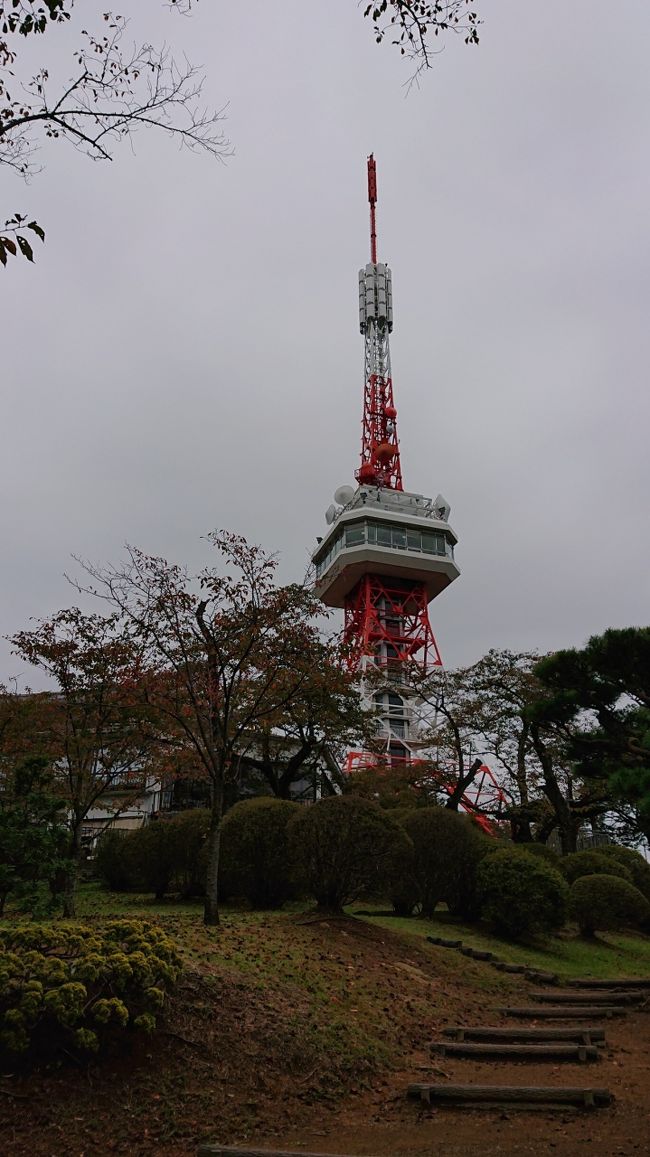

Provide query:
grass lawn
left=353, top=904, right=650, bottom=979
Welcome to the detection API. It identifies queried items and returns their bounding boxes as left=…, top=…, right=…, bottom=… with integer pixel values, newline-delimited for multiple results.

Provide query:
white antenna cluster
left=324, top=484, right=355, bottom=526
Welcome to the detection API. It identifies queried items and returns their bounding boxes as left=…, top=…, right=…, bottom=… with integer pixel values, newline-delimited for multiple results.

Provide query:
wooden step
left=566, top=977, right=650, bottom=990
left=442, top=1025, right=606, bottom=1044
left=524, top=969, right=559, bottom=985
left=426, top=935, right=463, bottom=948
left=530, top=989, right=644, bottom=1006
left=198, top=1148, right=368, bottom=1157
left=492, top=962, right=528, bottom=974
left=408, top=1083, right=612, bottom=1109
left=499, top=1005, right=626, bottom=1019
left=431, top=1041, right=600, bottom=1062
left=459, top=946, right=497, bottom=961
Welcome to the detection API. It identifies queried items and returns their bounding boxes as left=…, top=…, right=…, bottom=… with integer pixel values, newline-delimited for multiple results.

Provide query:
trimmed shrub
left=219, top=797, right=301, bottom=909
left=0, top=919, right=181, bottom=1058
left=596, top=845, right=650, bottom=902
left=288, top=796, right=412, bottom=912
left=560, top=850, right=632, bottom=886
left=94, top=829, right=142, bottom=892
left=570, top=873, right=650, bottom=937
left=96, top=811, right=211, bottom=901
left=171, top=810, right=210, bottom=898
left=128, top=822, right=178, bottom=900
left=399, top=807, right=489, bottom=919
left=518, top=842, right=561, bottom=868
left=478, top=848, right=569, bottom=940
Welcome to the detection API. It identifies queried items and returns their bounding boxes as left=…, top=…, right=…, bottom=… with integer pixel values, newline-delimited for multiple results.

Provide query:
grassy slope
left=4, top=885, right=521, bottom=1154
left=5, top=886, right=650, bottom=1154
left=354, top=905, right=650, bottom=979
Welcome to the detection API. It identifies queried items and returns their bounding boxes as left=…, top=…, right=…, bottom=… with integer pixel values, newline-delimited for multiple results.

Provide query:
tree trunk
left=530, top=725, right=579, bottom=854
left=61, top=820, right=83, bottom=918
left=203, top=777, right=224, bottom=927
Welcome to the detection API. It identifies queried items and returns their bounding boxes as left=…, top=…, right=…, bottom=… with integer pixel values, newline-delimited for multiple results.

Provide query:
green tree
left=0, top=1, right=229, bottom=265
left=365, top=2, right=480, bottom=74
left=535, top=628, right=650, bottom=842
left=0, top=756, right=67, bottom=915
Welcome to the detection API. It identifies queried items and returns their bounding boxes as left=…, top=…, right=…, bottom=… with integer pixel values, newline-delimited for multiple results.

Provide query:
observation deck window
left=345, top=525, right=364, bottom=547
left=315, top=518, right=453, bottom=579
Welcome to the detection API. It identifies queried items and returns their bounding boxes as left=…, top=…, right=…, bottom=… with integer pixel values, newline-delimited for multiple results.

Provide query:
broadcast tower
left=312, top=157, right=460, bottom=770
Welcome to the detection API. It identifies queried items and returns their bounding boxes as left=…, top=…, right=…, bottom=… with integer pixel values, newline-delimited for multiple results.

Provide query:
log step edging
left=566, top=977, right=650, bottom=990
left=426, top=935, right=463, bottom=949
left=431, top=1041, right=599, bottom=1062
left=499, top=1005, right=627, bottom=1019
left=197, top=1149, right=374, bottom=1157
left=530, top=989, right=644, bottom=1006
left=442, top=1025, right=606, bottom=1044
left=407, top=1084, right=612, bottom=1109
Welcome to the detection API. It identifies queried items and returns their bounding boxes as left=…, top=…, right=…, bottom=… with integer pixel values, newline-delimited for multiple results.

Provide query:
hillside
left=2, top=892, right=650, bottom=1156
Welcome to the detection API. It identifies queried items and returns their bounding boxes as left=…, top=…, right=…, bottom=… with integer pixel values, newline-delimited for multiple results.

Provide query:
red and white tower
left=312, top=156, right=460, bottom=768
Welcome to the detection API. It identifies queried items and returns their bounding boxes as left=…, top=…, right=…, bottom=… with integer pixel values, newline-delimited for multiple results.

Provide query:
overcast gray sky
left=2, top=0, right=649, bottom=683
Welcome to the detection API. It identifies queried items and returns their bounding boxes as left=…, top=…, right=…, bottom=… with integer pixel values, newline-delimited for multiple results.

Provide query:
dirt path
left=267, top=998, right=650, bottom=1156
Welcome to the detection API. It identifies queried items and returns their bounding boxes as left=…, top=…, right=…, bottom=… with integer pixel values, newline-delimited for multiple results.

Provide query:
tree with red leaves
left=8, top=609, right=160, bottom=916
left=76, top=532, right=362, bottom=927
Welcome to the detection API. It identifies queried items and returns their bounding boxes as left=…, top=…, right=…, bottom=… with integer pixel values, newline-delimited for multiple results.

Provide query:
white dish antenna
left=325, top=504, right=338, bottom=525
left=334, top=484, right=355, bottom=506
left=433, top=493, right=451, bottom=521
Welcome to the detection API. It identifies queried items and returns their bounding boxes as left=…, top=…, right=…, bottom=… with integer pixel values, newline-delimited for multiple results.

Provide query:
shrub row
left=95, top=798, right=650, bottom=941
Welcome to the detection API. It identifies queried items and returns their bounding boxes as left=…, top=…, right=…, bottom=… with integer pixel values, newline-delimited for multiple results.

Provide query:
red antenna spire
left=368, top=153, right=378, bottom=264
left=356, top=154, right=403, bottom=491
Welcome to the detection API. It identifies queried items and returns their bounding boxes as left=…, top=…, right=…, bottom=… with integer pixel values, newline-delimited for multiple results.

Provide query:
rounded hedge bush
left=560, top=850, right=632, bottom=886
left=94, top=829, right=142, bottom=892
left=95, top=811, right=211, bottom=900
left=399, top=807, right=489, bottom=919
left=171, top=810, right=210, bottom=899
left=288, top=796, right=411, bottom=913
left=0, top=919, right=181, bottom=1057
left=477, top=848, right=569, bottom=940
left=518, top=842, right=561, bottom=868
left=596, top=845, right=650, bottom=902
left=219, top=797, right=301, bottom=909
left=570, top=873, right=650, bottom=937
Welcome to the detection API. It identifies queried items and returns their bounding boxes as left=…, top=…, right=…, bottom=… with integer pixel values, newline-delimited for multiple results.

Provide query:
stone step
left=442, top=1025, right=606, bottom=1044
left=408, top=1083, right=612, bottom=1109
left=431, top=1040, right=600, bottom=1062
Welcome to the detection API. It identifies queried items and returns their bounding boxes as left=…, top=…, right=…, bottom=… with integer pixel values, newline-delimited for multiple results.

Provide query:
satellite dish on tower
left=325, top=504, right=338, bottom=525
left=433, top=494, right=451, bottom=521
left=334, top=485, right=355, bottom=506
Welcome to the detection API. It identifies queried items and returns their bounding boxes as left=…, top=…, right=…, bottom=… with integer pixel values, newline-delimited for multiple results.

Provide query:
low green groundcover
left=0, top=919, right=181, bottom=1056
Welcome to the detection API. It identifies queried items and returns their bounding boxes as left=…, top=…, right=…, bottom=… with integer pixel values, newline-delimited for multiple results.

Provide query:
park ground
left=2, top=886, right=650, bottom=1156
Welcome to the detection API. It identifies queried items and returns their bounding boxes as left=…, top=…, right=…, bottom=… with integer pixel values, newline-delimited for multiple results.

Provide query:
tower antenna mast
left=368, top=153, right=378, bottom=264
left=357, top=154, right=403, bottom=491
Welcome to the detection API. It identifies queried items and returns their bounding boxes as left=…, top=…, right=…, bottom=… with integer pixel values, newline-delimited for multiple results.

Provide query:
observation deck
left=312, top=485, right=460, bottom=608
